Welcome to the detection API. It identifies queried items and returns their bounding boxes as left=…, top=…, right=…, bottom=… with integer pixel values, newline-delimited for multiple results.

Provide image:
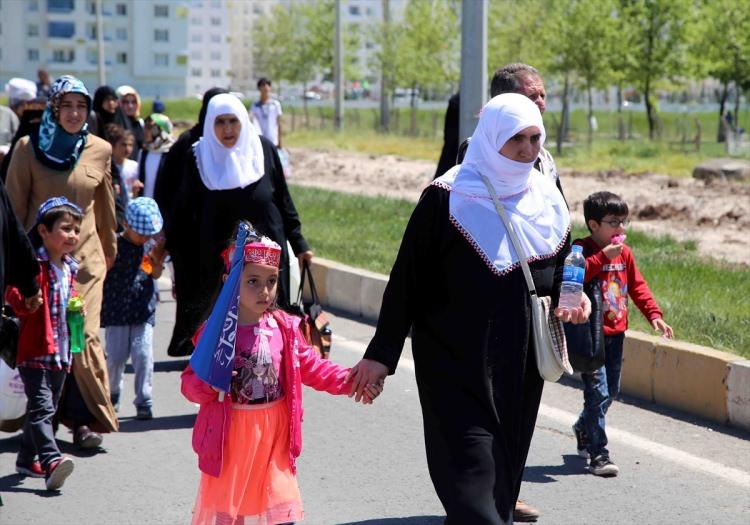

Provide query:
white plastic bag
left=0, top=360, right=27, bottom=421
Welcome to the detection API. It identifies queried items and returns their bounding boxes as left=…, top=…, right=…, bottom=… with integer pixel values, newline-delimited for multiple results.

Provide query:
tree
left=395, top=0, right=460, bottom=135
left=545, top=0, right=619, bottom=147
left=619, top=0, right=692, bottom=140
left=487, top=0, right=555, bottom=76
left=690, top=0, right=750, bottom=141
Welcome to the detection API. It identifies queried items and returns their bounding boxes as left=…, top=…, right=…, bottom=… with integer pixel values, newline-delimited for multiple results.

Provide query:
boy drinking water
left=572, top=191, right=673, bottom=477
left=5, top=197, right=83, bottom=490
left=102, top=197, right=165, bottom=420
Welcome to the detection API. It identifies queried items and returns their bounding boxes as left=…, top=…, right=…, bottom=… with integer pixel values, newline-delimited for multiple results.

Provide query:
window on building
left=349, top=5, right=360, bottom=16
left=116, top=27, right=127, bottom=40
left=154, top=5, right=169, bottom=17
left=86, top=48, right=97, bottom=64
left=49, top=21, right=75, bottom=38
left=51, top=49, right=75, bottom=63
left=87, top=1, right=96, bottom=15
left=210, top=34, right=221, bottom=43
left=86, top=23, right=97, bottom=39
left=28, top=49, right=40, bottom=61
left=116, top=52, right=127, bottom=64
left=191, top=17, right=201, bottom=25
left=253, top=5, right=262, bottom=15
left=210, top=69, right=220, bottom=78
left=154, top=53, right=169, bottom=66
left=210, top=51, right=221, bottom=61
left=191, top=34, right=202, bottom=43
left=191, top=68, right=202, bottom=77
left=191, top=50, right=202, bottom=60
left=28, top=0, right=40, bottom=11
left=116, top=3, right=127, bottom=15
left=27, top=24, right=39, bottom=37
left=154, top=29, right=169, bottom=42
left=47, top=0, right=74, bottom=13
left=210, top=17, right=221, bottom=26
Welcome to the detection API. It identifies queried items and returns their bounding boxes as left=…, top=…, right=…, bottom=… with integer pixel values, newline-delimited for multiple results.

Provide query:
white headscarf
left=193, top=93, right=265, bottom=191
left=443, top=93, right=569, bottom=276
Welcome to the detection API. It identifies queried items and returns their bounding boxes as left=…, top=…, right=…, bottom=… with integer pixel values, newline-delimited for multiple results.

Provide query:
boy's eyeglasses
left=599, top=219, right=630, bottom=227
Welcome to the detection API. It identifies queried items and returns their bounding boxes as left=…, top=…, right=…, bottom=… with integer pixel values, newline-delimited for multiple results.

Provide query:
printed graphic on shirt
left=231, top=339, right=283, bottom=403
left=602, top=275, right=628, bottom=323
left=602, top=263, right=626, bottom=271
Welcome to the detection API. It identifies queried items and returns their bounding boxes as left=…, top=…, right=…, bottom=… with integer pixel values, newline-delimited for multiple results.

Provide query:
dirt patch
left=288, top=147, right=750, bottom=266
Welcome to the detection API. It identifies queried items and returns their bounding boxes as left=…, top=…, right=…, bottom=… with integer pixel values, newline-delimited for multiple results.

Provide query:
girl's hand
left=361, top=378, right=385, bottom=405
left=651, top=318, right=674, bottom=339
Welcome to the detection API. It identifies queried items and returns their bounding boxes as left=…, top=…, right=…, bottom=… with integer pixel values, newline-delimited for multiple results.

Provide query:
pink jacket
left=180, top=309, right=351, bottom=477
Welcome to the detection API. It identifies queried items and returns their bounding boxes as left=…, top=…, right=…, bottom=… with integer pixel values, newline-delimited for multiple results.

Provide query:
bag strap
left=479, top=174, right=538, bottom=298
left=296, top=260, right=320, bottom=307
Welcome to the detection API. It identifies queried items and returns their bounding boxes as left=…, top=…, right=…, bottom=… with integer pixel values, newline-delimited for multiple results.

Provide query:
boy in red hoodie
left=572, top=191, right=673, bottom=477
left=5, top=197, right=83, bottom=491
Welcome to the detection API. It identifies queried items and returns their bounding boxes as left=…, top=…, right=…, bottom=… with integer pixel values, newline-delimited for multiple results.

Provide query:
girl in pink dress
left=181, top=223, right=381, bottom=524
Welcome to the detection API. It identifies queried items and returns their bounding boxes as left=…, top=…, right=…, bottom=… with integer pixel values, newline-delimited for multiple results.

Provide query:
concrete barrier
left=308, top=257, right=750, bottom=431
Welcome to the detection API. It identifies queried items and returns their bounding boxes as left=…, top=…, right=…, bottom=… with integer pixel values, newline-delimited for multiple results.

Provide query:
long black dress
left=179, top=135, right=309, bottom=326
left=364, top=182, right=569, bottom=524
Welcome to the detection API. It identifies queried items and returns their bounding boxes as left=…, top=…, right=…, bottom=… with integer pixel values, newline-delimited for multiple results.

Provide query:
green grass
left=290, top=184, right=750, bottom=357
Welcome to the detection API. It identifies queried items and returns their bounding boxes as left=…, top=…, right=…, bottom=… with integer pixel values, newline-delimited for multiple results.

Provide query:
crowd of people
left=0, top=64, right=673, bottom=525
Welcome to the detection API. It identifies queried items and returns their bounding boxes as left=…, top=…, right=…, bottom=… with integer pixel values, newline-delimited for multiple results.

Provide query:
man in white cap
left=5, top=77, right=38, bottom=119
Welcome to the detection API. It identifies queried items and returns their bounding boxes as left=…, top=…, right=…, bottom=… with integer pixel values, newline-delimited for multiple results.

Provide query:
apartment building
left=0, top=0, right=189, bottom=98
left=186, top=0, right=230, bottom=96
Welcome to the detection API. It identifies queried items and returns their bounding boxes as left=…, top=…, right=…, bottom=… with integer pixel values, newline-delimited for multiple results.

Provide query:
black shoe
left=135, top=406, right=153, bottom=420
left=74, top=425, right=103, bottom=449
left=589, top=454, right=620, bottom=477
left=572, top=424, right=589, bottom=458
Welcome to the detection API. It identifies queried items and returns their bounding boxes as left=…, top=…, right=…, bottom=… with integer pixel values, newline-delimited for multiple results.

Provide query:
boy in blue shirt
left=102, top=197, right=165, bottom=420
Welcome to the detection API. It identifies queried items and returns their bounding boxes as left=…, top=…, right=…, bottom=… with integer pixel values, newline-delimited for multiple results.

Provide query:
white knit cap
left=5, top=78, right=37, bottom=105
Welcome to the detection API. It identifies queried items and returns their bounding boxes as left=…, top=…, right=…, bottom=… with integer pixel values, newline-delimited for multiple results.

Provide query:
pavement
left=1, top=300, right=749, bottom=524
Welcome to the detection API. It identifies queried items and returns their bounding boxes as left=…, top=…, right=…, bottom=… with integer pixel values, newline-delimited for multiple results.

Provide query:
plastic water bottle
left=559, top=245, right=585, bottom=311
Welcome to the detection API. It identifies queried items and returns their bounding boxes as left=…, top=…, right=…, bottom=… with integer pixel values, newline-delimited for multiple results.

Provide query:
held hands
left=651, top=317, right=674, bottom=339
left=346, top=359, right=389, bottom=405
left=555, top=293, right=591, bottom=324
left=23, top=290, right=43, bottom=312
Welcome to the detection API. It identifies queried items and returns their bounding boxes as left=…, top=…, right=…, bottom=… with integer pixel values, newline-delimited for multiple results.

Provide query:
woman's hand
left=297, top=250, right=314, bottom=267
left=555, top=293, right=591, bottom=324
left=346, top=359, right=389, bottom=403
left=361, top=378, right=385, bottom=405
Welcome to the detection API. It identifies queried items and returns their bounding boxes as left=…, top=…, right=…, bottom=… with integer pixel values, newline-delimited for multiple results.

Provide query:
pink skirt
left=191, top=399, right=303, bottom=525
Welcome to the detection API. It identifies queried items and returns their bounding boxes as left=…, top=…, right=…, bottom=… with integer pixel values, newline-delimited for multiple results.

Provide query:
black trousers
left=18, top=367, right=67, bottom=469
left=61, top=371, right=96, bottom=427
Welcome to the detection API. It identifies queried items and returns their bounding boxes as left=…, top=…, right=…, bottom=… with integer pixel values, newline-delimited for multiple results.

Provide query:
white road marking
left=335, top=336, right=750, bottom=488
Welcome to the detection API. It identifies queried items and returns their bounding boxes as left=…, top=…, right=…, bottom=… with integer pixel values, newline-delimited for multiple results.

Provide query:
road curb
left=308, top=257, right=750, bottom=431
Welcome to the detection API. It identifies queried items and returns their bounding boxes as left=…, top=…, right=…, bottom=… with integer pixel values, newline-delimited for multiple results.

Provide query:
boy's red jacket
left=574, top=236, right=663, bottom=336
left=5, top=262, right=56, bottom=363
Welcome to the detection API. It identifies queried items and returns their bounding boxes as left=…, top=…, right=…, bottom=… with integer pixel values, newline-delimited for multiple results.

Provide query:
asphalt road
left=1, top=300, right=749, bottom=524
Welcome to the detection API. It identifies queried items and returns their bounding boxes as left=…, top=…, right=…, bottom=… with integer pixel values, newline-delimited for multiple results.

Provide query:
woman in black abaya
left=348, top=94, right=589, bottom=524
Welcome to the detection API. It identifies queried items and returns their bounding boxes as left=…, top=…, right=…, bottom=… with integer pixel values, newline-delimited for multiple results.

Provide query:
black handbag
left=292, top=261, right=332, bottom=359
left=564, top=280, right=606, bottom=374
left=0, top=305, right=20, bottom=369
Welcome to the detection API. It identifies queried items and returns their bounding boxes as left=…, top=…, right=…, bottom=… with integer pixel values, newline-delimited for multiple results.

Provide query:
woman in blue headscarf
left=6, top=75, right=119, bottom=447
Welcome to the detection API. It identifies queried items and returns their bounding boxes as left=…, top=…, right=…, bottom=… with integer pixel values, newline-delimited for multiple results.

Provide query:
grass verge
left=290, top=184, right=749, bottom=357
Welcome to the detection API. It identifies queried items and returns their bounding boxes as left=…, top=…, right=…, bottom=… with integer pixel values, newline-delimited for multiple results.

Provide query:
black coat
left=364, top=183, right=569, bottom=523
left=0, top=179, right=39, bottom=297
left=176, top=135, right=309, bottom=316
